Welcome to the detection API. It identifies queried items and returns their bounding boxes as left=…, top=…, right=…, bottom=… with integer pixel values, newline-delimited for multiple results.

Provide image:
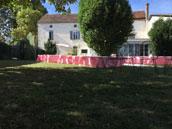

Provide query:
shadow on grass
left=0, top=65, right=172, bottom=129
left=0, top=60, right=36, bottom=68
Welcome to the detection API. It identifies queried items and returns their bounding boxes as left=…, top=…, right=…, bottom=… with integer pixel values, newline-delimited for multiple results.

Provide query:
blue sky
left=43, top=0, right=172, bottom=15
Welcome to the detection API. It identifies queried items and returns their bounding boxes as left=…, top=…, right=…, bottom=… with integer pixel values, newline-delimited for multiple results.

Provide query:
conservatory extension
left=118, top=39, right=151, bottom=56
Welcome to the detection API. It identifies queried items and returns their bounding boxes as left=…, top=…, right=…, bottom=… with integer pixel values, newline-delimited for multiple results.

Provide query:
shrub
left=17, top=40, right=36, bottom=60
left=78, top=0, right=133, bottom=56
left=148, top=18, right=172, bottom=56
left=37, top=47, right=46, bottom=55
left=24, top=45, right=36, bottom=60
left=44, top=39, right=57, bottom=54
left=0, top=42, right=9, bottom=59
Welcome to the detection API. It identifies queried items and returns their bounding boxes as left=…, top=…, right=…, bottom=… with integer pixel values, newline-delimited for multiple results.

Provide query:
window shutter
left=52, top=31, right=54, bottom=40
left=49, top=31, right=51, bottom=40
left=78, top=31, right=80, bottom=39
left=70, top=31, right=73, bottom=40
left=49, top=31, right=54, bottom=40
left=74, top=32, right=76, bottom=40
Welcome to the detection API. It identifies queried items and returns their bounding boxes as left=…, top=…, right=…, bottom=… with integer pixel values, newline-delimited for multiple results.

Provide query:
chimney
left=146, top=3, right=149, bottom=20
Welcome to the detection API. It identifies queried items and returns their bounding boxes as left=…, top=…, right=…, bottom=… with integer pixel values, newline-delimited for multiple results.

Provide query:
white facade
left=132, top=20, right=147, bottom=39
left=148, top=16, right=172, bottom=31
left=38, top=14, right=172, bottom=56
left=38, top=20, right=149, bottom=56
left=120, top=15, right=172, bottom=56
left=38, top=23, right=97, bottom=56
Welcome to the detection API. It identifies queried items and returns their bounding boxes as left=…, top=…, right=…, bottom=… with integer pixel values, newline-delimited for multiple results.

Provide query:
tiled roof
left=133, top=11, right=146, bottom=20
left=38, top=11, right=146, bottom=24
left=38, top=14, right=78, bottom=24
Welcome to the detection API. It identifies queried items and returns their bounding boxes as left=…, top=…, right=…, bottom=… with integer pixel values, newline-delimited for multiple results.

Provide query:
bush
left=37, top=47, right=46, bottom=55
left=44, top=39, right=57, bottom=54
left=24, top=45, right=36, bottom=60
left=0, top=42, right=9, bottom=59
left=148, top=18, right=172, bottom=56
left=78, top=0, right=133, bottom=56
left=17, top=40, right=36, bottom=60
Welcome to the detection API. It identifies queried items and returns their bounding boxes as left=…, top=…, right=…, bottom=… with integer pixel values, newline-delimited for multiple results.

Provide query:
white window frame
left=70, top=31, right=80, bottom=40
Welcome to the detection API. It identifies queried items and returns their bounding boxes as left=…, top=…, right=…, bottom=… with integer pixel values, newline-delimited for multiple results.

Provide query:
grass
left=0, top=60, right=172, bottom=129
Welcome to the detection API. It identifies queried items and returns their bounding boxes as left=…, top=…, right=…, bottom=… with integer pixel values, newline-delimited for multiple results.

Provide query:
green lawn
left=0, top=60, right=172, bottom=129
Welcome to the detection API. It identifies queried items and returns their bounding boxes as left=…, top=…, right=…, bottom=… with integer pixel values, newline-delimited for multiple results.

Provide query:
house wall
left=130, top=16, right=172, bottom=39
left=38, top=23, right=97, bottom=56
left=132, top=20, right=147, bottom=39
left=38, top=20, right=148, bottom=56
left=38, top=16, right=172, bottom=56
left=148, top=16, right=172, bottom=31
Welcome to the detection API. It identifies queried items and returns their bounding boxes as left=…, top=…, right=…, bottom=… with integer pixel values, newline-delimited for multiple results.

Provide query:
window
left=140, top=44, right=144, bottom=56
left=135, top=44, right=140, bottom=56
left=118, top=43, right=150, bottom=56
left=70, top=31, right=80, bottom=40
left=73, top=46, right=78, bottom=55
left=144, top=44, right=149, bottom=56
left=123, top=44, right=129, bottom=56
left=81, top=49, right=87, bottom=54
left=74, top=24, right=77, bottom=28
left=140, top=44, right=149, bottom=56
left=49, top=31, right=54, bottom=40
left=50, top=25, right=53, bottom=28
left=129, top=44, right=134, bottom=56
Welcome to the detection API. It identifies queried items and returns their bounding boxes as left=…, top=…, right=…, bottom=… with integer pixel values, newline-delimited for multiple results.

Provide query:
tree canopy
left=0, top=0, right=47, bottom=42
left=78, top=0, right=133, bottom=56
left=0, top=0, right=76, bottom=43
left=148, top=18, right=172, bottom=56
left=44, top=39, right=57, bottom=54
left=0, top=0, right=77, bottom=12
left=0, top=7, right=17, bottom=42
left=11, top=8, right=43, bottom=41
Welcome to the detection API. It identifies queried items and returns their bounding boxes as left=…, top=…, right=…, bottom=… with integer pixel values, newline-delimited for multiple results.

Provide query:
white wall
left=39, top=18, right=170, bottom=56
left=132, top=20, right=147, bottom=39
left=38, top=23, right=96, bottom=56
left=38, top=20, right=149, bottom=55
left=148, top=16, right=172, bottom=31
left=129, top=16, right=172, bottom=40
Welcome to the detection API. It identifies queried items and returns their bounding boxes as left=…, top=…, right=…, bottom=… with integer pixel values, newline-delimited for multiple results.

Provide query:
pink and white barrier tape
left=36, top=55, right=123, bottom=68
left=37, top=55, right=172, bottom=68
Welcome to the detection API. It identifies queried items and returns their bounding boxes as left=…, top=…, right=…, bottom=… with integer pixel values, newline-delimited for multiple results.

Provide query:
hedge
left=0, top=42, right=9, bottom=59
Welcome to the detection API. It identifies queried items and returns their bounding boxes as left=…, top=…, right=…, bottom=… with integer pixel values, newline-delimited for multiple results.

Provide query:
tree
left=11, top=8, right=43, bottom=45
left=0, top=7, right=17, bottom=41
left=0, top=0, right=77, bottom=12
left=78, top=0, right=133, bottom=56
left=62, top=7, right=71, bottom=15
left=11, top=27, right=27, bottom=41
left=48, top=0, right=77, bottom=12
left=0, top=35, right=5, bottom=42
left=16, top=40, right=35, bottom=60
left=148, top=18, right=172, bottom=56
left=0, top=0, right=47, bottom=42
left=44, top=39, right=57, bottom=54
left=67, top=7, right=71, bottom=14
left=0, top=42, right=9, bottom=59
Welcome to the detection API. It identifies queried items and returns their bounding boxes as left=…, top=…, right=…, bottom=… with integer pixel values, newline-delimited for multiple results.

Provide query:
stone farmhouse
left=38, top=3, right=172, bottom=56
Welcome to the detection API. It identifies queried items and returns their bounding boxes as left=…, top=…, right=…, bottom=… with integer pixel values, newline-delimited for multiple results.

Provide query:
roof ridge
left=133, top=11, right=145, bottom=12
left=38, top=11, right=146, bottom=24
left=44, top=12, right=145, bottom=16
